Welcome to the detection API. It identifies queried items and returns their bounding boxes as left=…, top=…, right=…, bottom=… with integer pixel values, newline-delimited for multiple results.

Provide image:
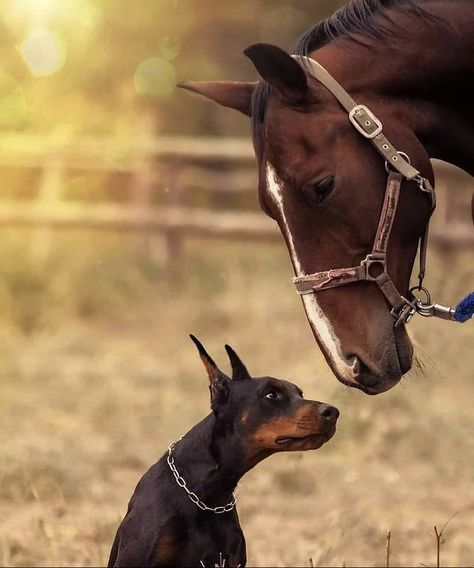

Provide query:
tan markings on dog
left=154, top=533, right=176, bottom=565
left=249, top=416, right=297, bottom=447
left=240, top=410, right=250, bottom=424
left=247, top=404, right=320, bottom=450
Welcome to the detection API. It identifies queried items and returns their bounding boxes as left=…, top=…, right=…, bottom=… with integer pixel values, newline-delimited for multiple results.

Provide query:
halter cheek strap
left=294, top=170, right=417, bottom=326
left=291, top=55, right=445, bottom=327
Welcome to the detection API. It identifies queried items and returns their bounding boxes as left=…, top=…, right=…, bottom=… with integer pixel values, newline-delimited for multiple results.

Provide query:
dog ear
left=244, top=43, right=309, bottom=105
left=225, top=344, right=251, bottom=381
left=190, top=335, right=230, bottom=409
left=177, top=81, right=256, bottom=116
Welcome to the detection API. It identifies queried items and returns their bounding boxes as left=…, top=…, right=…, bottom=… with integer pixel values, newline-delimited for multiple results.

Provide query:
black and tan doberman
left=108, top=336, right=339, bottom=567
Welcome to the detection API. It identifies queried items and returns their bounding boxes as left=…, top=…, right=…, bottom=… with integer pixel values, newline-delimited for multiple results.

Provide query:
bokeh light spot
left=133, top=58, right=176, bottom=98
left=19, top=27, right=66, bottom=77
left=160, top=37, right=181, bottom=61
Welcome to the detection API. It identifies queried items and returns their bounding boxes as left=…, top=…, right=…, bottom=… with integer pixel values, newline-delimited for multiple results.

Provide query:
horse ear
left=190, top=335, right=230, bottom=410
left=244, top=43, right=308, bottom=104
left=177, top=81, right=256, bottom=116
left=225, top=344, right=252, bottom=381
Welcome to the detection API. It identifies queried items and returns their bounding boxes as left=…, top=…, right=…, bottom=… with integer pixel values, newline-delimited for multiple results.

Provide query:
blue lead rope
left=454, top=292, right=474, bottom=323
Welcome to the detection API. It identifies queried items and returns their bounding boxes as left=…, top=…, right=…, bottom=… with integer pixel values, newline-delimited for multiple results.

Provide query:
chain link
left=167, top=435, right=237, bottom=514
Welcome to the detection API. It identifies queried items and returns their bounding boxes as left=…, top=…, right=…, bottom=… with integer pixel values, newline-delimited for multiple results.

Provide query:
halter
left=291, top=55, right=464, bottom=326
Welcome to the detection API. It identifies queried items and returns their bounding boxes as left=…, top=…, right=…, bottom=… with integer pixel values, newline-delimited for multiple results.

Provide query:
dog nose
left=318, top=404, right=339, bottom=422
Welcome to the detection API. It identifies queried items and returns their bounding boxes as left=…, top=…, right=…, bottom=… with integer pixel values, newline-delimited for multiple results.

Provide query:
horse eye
left=265, top=391, right=281, bottom=401
left=304, top=176, right=335, bottom=205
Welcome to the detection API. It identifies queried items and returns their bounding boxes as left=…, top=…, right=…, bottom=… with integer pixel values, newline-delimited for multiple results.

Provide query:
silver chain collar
left=167, top=434, right=237, bottom=514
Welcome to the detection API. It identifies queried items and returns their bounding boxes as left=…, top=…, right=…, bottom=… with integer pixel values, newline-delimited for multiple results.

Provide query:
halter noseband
left=291, top=55, right=446, bottom=327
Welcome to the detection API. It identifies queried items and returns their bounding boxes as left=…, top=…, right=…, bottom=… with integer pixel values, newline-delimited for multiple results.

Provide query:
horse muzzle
left=343, top=326, right=413, bottom=395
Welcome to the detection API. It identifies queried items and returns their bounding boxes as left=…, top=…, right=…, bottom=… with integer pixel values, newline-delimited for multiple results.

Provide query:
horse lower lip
left=335, top=374, right=388, bottom=395
left=359, top=381, right=397, bottom=395
left=361, top=385, right=382, bottom=395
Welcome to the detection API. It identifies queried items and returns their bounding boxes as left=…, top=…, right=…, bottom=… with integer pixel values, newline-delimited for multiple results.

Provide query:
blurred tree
left=0, top=0, right=345, bottom=137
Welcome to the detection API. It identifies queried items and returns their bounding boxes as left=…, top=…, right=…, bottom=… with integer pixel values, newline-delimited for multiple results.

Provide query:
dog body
left=109, top=338, right=338, bottom=567
left=108, top=415, right=246, bottom=568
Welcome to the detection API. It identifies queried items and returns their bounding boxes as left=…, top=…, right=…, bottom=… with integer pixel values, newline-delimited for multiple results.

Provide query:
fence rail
left=0, top=203, right=278, bottom=241
left=0, top=133, right=472, bottom=261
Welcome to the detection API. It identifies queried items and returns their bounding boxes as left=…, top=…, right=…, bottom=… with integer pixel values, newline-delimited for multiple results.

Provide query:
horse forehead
left=264, top=106, right=310, bottom=153
left=260, top=105, right=341, bottom=173
left=266, top=96, right=341, bottom=135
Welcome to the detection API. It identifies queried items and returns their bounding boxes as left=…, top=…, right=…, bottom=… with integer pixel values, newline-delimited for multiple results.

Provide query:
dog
left=108, top=335, right=339, bottom=567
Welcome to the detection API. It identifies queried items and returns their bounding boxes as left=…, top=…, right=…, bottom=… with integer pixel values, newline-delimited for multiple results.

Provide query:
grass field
left=0, top=233, right=473, bottom=567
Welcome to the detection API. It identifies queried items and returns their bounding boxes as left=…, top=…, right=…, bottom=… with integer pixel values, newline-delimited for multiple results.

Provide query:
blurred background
left=0, top=1, right=473, bottom=566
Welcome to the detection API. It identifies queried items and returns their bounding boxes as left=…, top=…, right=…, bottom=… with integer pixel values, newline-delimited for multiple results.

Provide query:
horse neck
left=315, top=0, right=474, bottom=175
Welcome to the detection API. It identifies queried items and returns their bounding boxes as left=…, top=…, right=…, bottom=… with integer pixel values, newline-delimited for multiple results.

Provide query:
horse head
left=179, top=43, right=434, bottom=395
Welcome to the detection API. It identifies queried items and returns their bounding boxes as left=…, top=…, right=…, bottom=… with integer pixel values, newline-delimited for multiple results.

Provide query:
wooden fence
left=0, top=133, right=472, bottom=262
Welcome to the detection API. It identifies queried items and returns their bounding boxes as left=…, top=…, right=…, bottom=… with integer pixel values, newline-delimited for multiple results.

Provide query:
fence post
left=164, top=160, right=184, bottom=283
left=30, top=135, right=66, bottom=262
left=129, top=114, right=156, bottom=254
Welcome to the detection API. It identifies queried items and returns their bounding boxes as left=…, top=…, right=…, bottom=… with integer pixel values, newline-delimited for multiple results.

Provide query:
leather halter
left=291, top=55, right=436, bottom=327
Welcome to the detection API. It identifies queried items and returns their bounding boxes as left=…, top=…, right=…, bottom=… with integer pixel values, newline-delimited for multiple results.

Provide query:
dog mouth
left=275, top=427, right=336, bottom=447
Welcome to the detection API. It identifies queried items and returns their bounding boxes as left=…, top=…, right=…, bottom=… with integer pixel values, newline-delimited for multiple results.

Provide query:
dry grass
left=0, top=235, right=473, bottom=567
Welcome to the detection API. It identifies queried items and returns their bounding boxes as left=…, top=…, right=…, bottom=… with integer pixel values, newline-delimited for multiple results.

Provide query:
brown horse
left=179, top=0, right=474, bottom=395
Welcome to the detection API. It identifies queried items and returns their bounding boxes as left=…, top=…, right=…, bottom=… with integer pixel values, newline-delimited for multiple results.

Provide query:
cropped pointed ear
left=177, top=81, right=256, bottom=116
left=244, top=43, right=309, bottom=104
left=225, top=344, right=252, bottom=381
left=190, top=335, right=230, bottom=410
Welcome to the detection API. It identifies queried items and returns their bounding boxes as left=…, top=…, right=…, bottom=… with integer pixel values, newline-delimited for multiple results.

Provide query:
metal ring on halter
left=385, top=151, right=411, bottom=174
left=409, top=285, right=435, bottom=317
left=409, top=285, right=432, bottom=305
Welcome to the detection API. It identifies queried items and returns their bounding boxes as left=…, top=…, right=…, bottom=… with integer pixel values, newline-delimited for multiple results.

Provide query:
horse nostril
left=350, top=355, right=361, bottom=376
left=348, top=355, right=376, bottom=386
left=319, top=404, right=339, bottom=421
left=349, top=357, right=383, bottom=389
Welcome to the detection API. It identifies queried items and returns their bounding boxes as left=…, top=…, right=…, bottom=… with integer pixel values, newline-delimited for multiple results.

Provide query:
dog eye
left=303, top=176, right=335, bottom=205
left=265, top=391, right=281, bottom=401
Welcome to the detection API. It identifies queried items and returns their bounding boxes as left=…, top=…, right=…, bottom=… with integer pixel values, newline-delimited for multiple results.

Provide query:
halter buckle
left=391, top=297, right=417, bottom=327
left=349, top=105, right=383, bottom=139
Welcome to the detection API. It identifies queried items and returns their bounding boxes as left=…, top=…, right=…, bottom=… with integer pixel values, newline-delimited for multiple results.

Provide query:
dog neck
left=168, top=414, right=247, bottom=508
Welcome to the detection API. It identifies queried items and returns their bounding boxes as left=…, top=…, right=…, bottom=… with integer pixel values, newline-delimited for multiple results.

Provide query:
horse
left=179, top=0, right=474, bottom=395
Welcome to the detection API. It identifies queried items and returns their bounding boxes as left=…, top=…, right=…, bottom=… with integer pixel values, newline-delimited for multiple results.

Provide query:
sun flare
left=19, top=27, right=66, bottom=77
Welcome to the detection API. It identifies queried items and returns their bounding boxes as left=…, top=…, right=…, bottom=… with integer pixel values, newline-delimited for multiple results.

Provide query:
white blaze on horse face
left=265, top=163, right=303, bottom=274
left=301, top=293, right=359, bottom=381
left=265, top=163, right=358, bottom=382
left=264, top=163, right=303, bottom=275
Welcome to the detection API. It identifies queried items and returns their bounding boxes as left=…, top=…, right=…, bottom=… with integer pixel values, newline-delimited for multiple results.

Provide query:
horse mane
left=294, top=0, right=434, bottom=54
left=251, top=0, right=436, bottom=135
